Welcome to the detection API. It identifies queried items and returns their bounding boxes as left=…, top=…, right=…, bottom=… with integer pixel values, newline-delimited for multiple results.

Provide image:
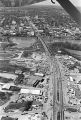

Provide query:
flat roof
left=0, top=73, right=18, bottom=79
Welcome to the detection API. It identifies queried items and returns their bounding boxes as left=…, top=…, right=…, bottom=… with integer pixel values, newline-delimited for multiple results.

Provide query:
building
left=0, top=73, right=18, bottom=80
left=64, top=111, right=81, bottom=120
left=20, top=88, right=42, bottom=95
left=32, top=100, right=43, bottom=109
left=2, top=83, right=15, bottom=90
left=34, top=73, right=44, bottom=77
left=1, top=116, right=18, bottom=120
left=18, top=114, right=41, bottom=120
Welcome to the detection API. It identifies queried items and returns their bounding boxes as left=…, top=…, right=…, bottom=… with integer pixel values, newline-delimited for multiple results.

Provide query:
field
left=10, top=37, right=36, bottom=49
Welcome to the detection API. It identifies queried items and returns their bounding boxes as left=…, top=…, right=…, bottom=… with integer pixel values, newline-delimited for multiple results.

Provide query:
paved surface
left=26, top=17, right=64, bottom=120
left=0, top=17, right=64, bottom=120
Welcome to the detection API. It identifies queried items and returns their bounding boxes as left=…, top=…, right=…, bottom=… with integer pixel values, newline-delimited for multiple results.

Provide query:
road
left=53, top=58, right=64, bottom=120
left=26, top=17, right=64, bottom=120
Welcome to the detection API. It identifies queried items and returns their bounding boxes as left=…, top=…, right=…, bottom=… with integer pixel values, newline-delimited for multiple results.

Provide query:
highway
left=27, top=17, right=64, bottom=120
left=52, top=58, right=64, bottom=120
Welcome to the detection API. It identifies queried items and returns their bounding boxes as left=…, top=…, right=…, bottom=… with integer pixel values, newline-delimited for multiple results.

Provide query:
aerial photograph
left=0, top=0, right=81, bottom=120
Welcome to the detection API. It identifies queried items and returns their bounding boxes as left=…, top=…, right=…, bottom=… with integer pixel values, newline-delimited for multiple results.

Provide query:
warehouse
left=20, top=88, right=42, bottom=95
left=0, top=73, right=18, bottom=80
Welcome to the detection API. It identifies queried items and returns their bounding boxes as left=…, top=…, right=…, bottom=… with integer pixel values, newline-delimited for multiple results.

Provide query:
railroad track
left=27, top=17, right=64, bottom=120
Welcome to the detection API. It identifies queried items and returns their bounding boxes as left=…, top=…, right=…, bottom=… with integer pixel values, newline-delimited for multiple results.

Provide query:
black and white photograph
left=0, top=0, right=81, bottom=120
